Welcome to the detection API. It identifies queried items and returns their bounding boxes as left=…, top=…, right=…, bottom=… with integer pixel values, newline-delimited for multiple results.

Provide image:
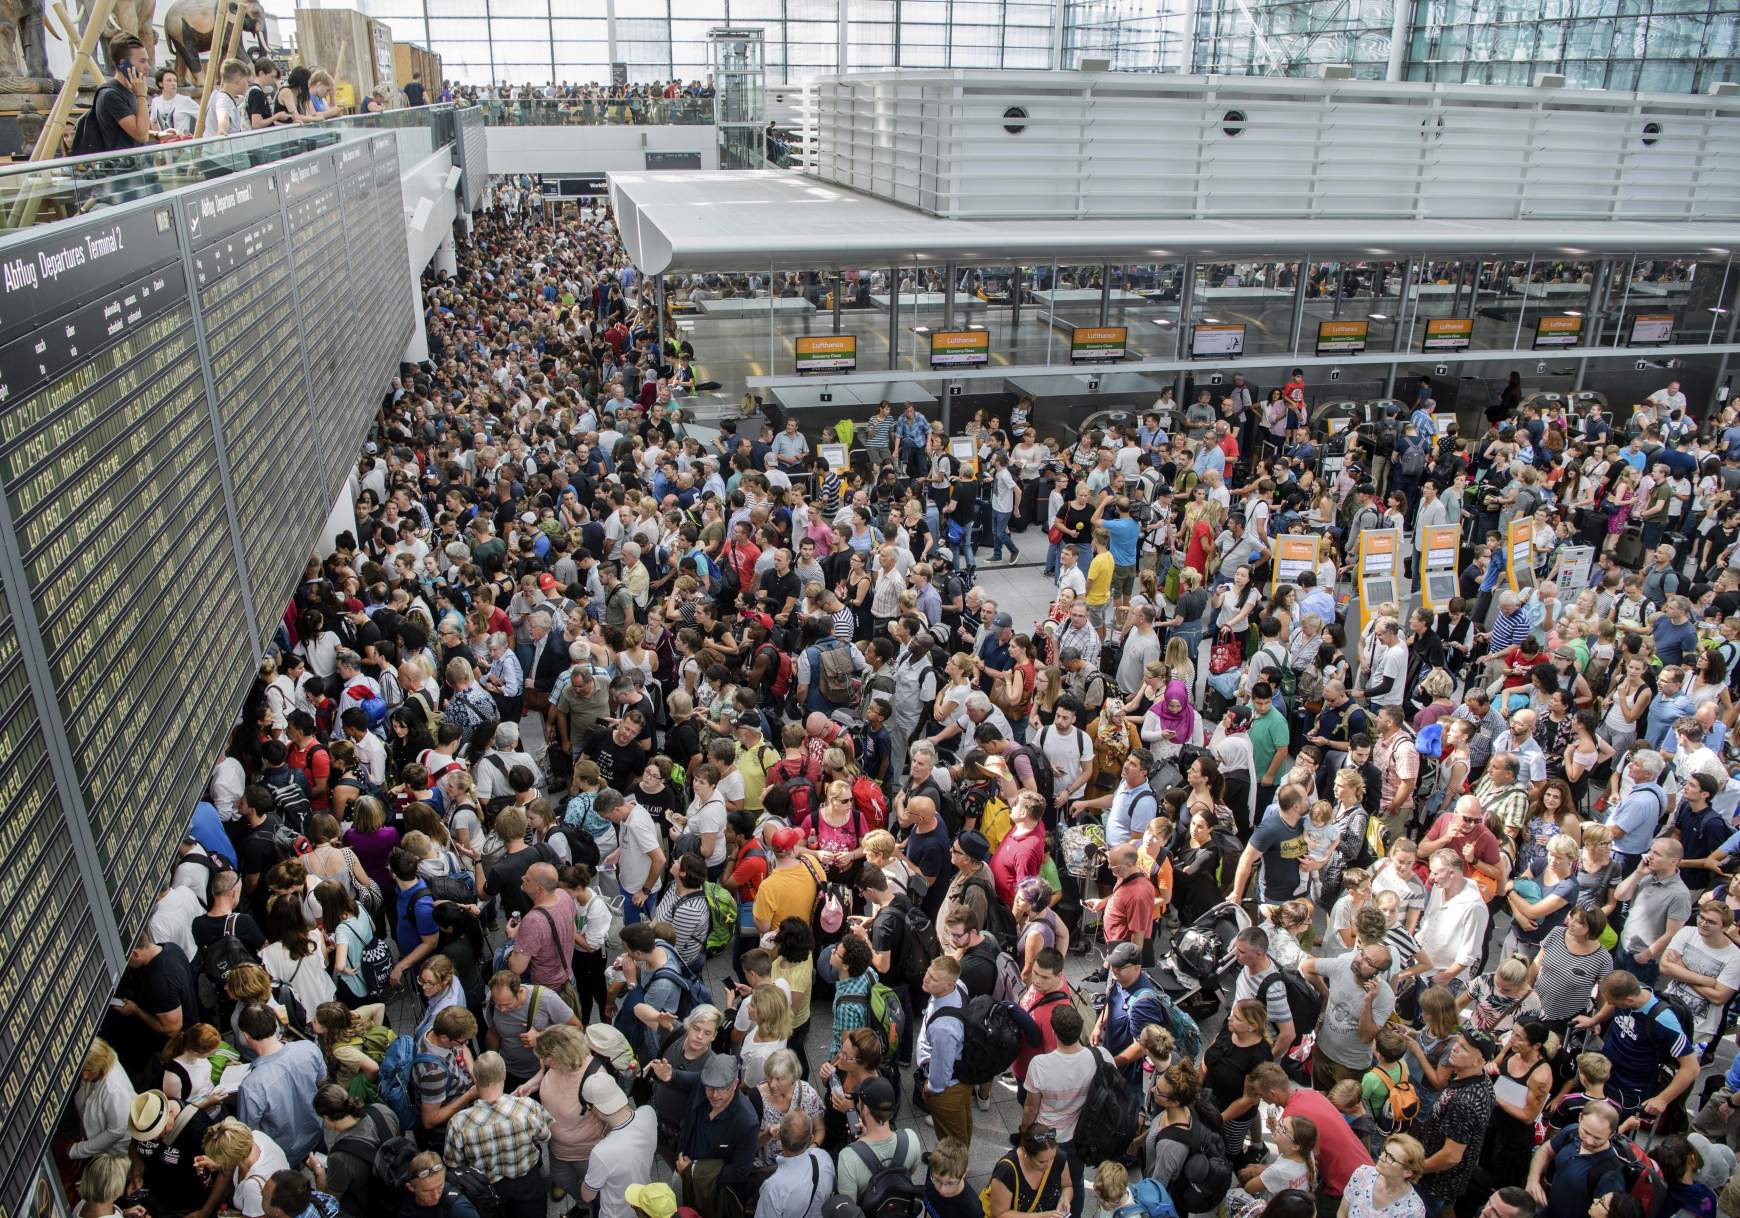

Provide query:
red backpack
left=851, top=775, right=888, bottom=831
left=759, top=643, right=794, bottom=698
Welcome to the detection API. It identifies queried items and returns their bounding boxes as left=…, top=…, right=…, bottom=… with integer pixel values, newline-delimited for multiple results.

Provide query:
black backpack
left=550, top=824, right=601, bottom=868
left=1259, top=965, right=1324, bottom=1037
left=930, top=995, right=1024, bottom=1085
left=962, top=873, right=1017, bottom=944
left=849, top=1129, right=923, bottom=1218
left=1158, top=1114, right=1234, bottom=1213
left=266, top=775, right=312, bottom=833
left=329, top=1106, right=395, bottom=1216
left=1002, top=741, right=1054, bottom=814
left=894, top=898, right=940, bottom=982
left=198, top=914, right=254, bottom=1013
left=69, top=81, right=128, bottom=155
left=1070, top=1050, right=1144, bottom=1167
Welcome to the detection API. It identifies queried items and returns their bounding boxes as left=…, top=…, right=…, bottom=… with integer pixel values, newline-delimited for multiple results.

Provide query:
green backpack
left=839, top=976, right=905, bottom=1059
left=703, top=881, right=737, bottom=956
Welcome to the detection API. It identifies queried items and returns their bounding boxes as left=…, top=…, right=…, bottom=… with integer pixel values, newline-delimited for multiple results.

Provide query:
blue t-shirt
left=1603, top=994, right=1691, bottom=1095
left=395, top=880, right=439, bottom=956
left=1543, top=1125, right=1627, bottom=1218
left=1103, top=517, right=1140, bottom=568
left=1651, top=616, right=1699, bottom=666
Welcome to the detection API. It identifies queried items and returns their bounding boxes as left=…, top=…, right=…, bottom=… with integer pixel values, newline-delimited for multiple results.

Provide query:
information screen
left=1630, top=313, right=1675, bottom=345
left=1533, top=314, right=1584, bottom=348
left=1314, top=319, right=1368, bottom=356
left=1422, top=317, right=1473, bottom=352
left=930, top=329, right=990, bottom=368
left=1191, top=322, right=1245, bottom=358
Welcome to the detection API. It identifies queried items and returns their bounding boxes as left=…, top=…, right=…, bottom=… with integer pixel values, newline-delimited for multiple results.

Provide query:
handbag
left=1209, top=629, right=1243, bottom=676
left=1047, top=523, right=1064, bottom=544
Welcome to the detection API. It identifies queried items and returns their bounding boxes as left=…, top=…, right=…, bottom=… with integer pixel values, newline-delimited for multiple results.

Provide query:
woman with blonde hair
left=739, top=983, right=794, bottom=1086
left=73, top=1156, right=131, bottom=1218
left=524, top=1024, right=609, bottom=1196
left=935, top=652, right=977, bottom=733
left=197, top=1117, right=289, bottom=1218
left=1337, top=1134, right=1426, bottom=1218
left=71, top=1039, right=135, bottom=1161
left=222, top=964, right=286, bottom=1058
left=861, top=829, right=914, bottom=896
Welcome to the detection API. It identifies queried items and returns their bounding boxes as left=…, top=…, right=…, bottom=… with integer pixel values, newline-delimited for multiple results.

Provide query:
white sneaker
left=975, top=1089, right=991, bottom=1111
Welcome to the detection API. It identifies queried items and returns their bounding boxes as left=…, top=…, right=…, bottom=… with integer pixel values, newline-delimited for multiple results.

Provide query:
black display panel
left=454, top=106, right=489, bottom=212
left=283, top=150, right=352, bottom=505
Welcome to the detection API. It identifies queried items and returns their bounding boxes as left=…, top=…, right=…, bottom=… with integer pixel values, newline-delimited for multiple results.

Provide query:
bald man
left=1491, top=708, right=1546, bottom=785
left=506, top=861, right=580, bottom=1008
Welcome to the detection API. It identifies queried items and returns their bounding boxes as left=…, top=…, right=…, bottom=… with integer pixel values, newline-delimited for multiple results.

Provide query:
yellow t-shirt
left=753, top=859, right=820, bottom=935
left=735, top=742, right=780, bottom=811
left=1086, top=551, right=1114, bottom=605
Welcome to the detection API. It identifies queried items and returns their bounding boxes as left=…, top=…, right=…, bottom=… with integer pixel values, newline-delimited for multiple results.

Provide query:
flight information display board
left=187, top=168, right=319, bottom=650
left=0, top=574, right=110, bottom=1210
left=0, top=132, right=416, bottom=1218
left=454, top=105, right=489, bottom=212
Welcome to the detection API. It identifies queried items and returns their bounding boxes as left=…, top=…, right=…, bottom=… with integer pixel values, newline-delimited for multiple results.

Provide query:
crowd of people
left=59, top=181, right=1740, bottom=1218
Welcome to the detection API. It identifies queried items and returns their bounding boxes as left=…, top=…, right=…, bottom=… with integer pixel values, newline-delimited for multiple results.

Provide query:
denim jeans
left=957, top=523, right=978, bottom=569
left=990, top=509, right=1019, bottom=560
left=926, top=503, right=943, bottom=549
left=1045, top=537, right=1063, bottom=577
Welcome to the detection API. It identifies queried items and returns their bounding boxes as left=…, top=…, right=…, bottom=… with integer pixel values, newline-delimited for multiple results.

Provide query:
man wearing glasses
left=1300, top=941, right=1394, bottom=1091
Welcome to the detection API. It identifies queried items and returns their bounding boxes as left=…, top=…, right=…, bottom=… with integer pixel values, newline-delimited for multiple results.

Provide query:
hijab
left=1154, top=678, right=1196, bottom=743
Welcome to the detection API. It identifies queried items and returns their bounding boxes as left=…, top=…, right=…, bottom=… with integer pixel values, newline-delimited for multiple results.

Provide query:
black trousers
left=573, top=948, right=609, bottom=1023
left=494, top=1170, right=548, bottom=1218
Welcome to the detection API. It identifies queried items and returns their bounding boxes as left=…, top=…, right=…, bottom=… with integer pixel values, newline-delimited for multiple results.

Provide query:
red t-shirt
left=730, top=844, right=769, bottom=902
left=990, top=824, right=1047, bottom=907
left=1497, top=645, right=1547, bottom=690
left=1104, top=871, right=1157, bottom=943
left=1283, top=1086, right=1373, bottom=1195
left=1014, top=987, right=1068, bottom=1081
left=290, top=740, right=333, bottom=811
left=1219, top=432, right=1240, bottom=461
left=1419, top=812, right=1501, bottom=880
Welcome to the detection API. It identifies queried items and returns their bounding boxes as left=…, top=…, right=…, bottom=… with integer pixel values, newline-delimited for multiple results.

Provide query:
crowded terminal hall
left=51, top=176, right=1740, bottom=1218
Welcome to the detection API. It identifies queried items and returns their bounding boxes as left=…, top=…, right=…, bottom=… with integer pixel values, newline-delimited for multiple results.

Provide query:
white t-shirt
left=1037, top=724, right=1093, bottom=801
left=733, top=977, right=794, bottom=1034
left=260, top=936, right=337, bottom=1015
left=148, top=885, right=204, bottom=961
left=231, top=1132, right=291, bottom=1217
left=1058, top=566, right=1087, bottom=597
left=584, top=1108, right=659, bottom=1218
left=717, top=768, right=746, bottom=808
left=209, top=756, right=246, bottom=820
left=616, top=804, right=664, bottom=893
left=1663, top=926, right=1740, bottom=1033
left=1370, top=642, right=1408, bottom=707
left=1024, top=1044, right=1108, bottom=1141
left=688, top=794, right=728, bottom=867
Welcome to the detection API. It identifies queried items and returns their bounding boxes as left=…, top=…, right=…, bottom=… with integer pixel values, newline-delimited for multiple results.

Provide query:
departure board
left=0, top=572, right=111, bottom=1218
left=283, top=150, right=354, bottom=504
left=454, top=105, right=489, bottom=212
left=186, top=170, right=321, bottom=645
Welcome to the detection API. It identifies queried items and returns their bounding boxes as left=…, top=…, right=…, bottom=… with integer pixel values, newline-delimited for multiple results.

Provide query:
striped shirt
left=444, top=1095, right=551, bottom=1180
left=865, top=415, right=895, bottom=447
left=1486, top=607, right=1531, bottom=654
left=653, top=886, right=713, bottom=970
left=831, top=607, right=855, bottom=642
left=1532, top=926, right=1613, bottom=1022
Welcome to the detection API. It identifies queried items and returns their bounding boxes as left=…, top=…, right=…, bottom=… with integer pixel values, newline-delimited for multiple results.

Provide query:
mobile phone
left=109, top=997, right=126, bottom=1010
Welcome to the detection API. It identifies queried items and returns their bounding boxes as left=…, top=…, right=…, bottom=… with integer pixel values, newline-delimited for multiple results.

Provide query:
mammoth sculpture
left=163, top=0, right=267, bottom=81
left=0, top=0, right=50, bottom=81
left=77, top=0, right=156, bottom=70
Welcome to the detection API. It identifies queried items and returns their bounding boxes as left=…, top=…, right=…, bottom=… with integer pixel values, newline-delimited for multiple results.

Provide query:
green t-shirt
left=1249, top=706, right=1291, bottom=781
left=1361, top=1059, right=1407, bottom=1120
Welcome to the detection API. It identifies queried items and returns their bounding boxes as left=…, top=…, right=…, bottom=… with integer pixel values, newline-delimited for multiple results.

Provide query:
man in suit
left=515, top=606, right=567, bottom=768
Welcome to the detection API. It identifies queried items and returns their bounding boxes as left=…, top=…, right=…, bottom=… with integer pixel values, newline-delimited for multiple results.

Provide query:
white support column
left=404, top=273, right=430, bottom=364
left=1387, top=0, right=1413, bottom=80
left=435, top=236, right=458, bottom=278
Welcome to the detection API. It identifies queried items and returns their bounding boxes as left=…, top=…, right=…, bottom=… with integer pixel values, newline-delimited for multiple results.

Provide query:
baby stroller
left=1150, top=900, right=1251, bottom=1020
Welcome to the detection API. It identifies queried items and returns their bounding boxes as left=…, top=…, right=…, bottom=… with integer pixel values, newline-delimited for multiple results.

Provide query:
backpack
left=815, top=641, right=856, bottom=705
left=1113, top=1179, right=1180, bottom=1218
left=1002, top=742, right=1054, bottom=815
left=178, top=852, right=235, bottom=910
left=197, top=914, right=255, bottom=1015
left=851, top=775, right=889, bottom=830
left=969, top=789, right=1013, bottom=853
left=375, top=1036, right=440, bottom=1131
left=759, top=643, right=794, bottom=698
left=648, top=962, right=708, bottom=1018
left=266, top=776, right=312, bottom=833
left=347, top=683, right=388, bottom=732
left=1033, top=985, right=1098, bottom=1038
left=549, top=824, right=602, bottom=868
left=329, top=1106, right=395, bottom=1216
left=931, top=994, right=1025, bottom=1085
left=69, top=81, right=128, bottom=155
left=1157, top=1116, right=1234, bottom=1213
left=838, top=976, right=906, bottom=1059
left=895, top=899, right=940, bottom=982
left=973, top=937, right=1026, bottom=1004
left=1399, top=437, right=1427, bottom=477
left=264, top=818, right=308, bottom=863
left=1071, top=1050, right=1145, bottom=1167
left=1260, top=967, right=1325, bottom=1075
left=424, top=869, right=476, bottom=904
left=1415, top=721, right=1444, bottom=760
left=1137, top=977, right=1206, bottom=1065
left=849, top=1130, right=923, bottom=1218
left=345, top=918, right=396, bottom=998
left=1369, top=1061, right=1419, bottom=1134
left=701, top=881, right=736, bottom=955
left=962, top=873, right=1017, bottom=943
left=1613, top=1137, right=1668, bottom=1218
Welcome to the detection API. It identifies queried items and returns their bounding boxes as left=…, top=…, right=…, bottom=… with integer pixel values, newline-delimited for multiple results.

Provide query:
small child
left=924, top=1137, right=981, bottom=1218
left=1094, top=1161, right=1140, bottom=1218
left=1548, top=1050, right=1612, bottom=1128
left=1303, top=800, right=1342, bottom=902
left=1360, top=1027, right=1414, bottom=1131
left=1329, top=1078, right=1384, bottom=1159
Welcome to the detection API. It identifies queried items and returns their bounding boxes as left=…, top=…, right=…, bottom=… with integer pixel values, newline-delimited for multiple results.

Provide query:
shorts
left=1088, top=599, right=1114, bottom=632
left=1111, top=565, right=1137, bottom=599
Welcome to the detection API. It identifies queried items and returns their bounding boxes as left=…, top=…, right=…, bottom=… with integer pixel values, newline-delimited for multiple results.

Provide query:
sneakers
left=975, top=1089, right=992, bottom=1112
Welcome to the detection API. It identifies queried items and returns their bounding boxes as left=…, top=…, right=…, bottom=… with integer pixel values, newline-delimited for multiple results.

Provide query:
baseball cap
left=580, top=1072, right=628, bottom=1114
left=735, top=712, right=762, bottom=731
left=1106, top=941, right=1144, bottom=969
left=1459, top=1028, right=1500, bottom=1062
left=538, top=573, right=557, bottom=591
left=625, top=1184, right=679, bottom=1218
left=956, top=830, right=990, bottom=863
left=994, top=612, right=1014, bottom=629
left=858, top=1075, right=897, bottom=1112
left=771, top=826, right=804, bottom=852
left=700, top=1055, right=739, bottom=1088
left=129, top=1090, right=171, bottom=1141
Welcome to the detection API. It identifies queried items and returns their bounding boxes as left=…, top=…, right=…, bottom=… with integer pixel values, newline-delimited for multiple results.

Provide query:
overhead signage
left=1071, top=325, right=1127, bottom=362
left=1271, top=536, right=1321, bottom=593
left=930, top=329, right=990, bottom=368
left=1190, top=322, right=1245, bottom=358
left=1315, top=319, right=1369, bottom=356
left=794, top=334, right=855, bottom=373
left=1533, top=314, right=1583, bottom=349
left=1422, top=317, right=1473, bottom=352
left=1630, top=314, right=1675, bottom=346
left=645, top=150, right=702, bottom=169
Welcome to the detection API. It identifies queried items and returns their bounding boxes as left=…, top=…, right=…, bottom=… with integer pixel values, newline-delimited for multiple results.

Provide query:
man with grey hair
left=928, top=689, right=1012, bottom=756
left=1613, top=835, right=1690, bottom=987
left=478, top=721, right=540, bottom=806
left=1482, top=590, right=1531, bottom=656
left=334, top=648, right=381, bottom=720
left=754, top=1107, right=834, bottom=1218
left=517, top=606, right=566, bottom=719
left=443, top=656, right=500, bottom=747
left=1608, top=750, right=1670, bottom=876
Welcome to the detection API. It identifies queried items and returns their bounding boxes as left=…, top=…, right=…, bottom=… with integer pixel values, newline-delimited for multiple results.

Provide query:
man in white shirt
left=334, top=650, right=381, bottom=720
left=476, top=722, right=540, bottom=804
left=210, top=58, right=252, bottom=137
left=581, top=1078, right=657, bottom=1218
left=342, top=715, right=389, bottom=788
left=1414, top=850, right=1490, bottom=992
left=1036, top=703, right=1095, bottom=810
left=1649, top=381, right=1688, bottom=417
left=1357, top=617, right=1408, bottom=708
left=147, top=883, right=203, bottom=961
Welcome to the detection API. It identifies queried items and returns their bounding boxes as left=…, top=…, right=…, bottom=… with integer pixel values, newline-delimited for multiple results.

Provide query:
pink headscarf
left=1154, top=678, right=1195, bottom=743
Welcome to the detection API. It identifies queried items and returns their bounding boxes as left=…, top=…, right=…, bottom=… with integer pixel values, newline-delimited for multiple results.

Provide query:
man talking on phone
left=91, top=34, right=151, bottom=151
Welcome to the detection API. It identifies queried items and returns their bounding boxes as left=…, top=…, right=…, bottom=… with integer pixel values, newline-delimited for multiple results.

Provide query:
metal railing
left=474, top=96, right=714, bottom=126
left=0, top=104, right=456, bottom=235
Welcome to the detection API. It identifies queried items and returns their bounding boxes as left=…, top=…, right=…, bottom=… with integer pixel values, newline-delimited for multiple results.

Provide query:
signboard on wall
left=1190, top=322, right=1245, bottom=358
left=930, top=329, right=990, bottom=367
left=1071, top=325, right=1127, bottom=362
left=1422, top=317, right=1473, bottom=352
left=1630, top=314, right=1675, bottom=345
left=1315, top=319, right=1369, bottom=356
left=1533, top=314, right=1584, bottom=348
left=795, top=335, right=856, bottom=373
left=645, top=151, right=702, bottom=169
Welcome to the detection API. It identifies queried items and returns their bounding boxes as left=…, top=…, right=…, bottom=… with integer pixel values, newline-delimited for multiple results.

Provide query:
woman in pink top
left=990, top=791, right=1049, bottom=907
left=523, top=1025, right=609, bottom=1198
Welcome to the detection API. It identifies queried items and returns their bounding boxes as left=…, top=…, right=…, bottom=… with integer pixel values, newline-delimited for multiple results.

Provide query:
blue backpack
left=1416, top=721, right=1444, bottom=759
left=375, top=1035, right=441, bottom=1130
left=1114, top=1179, right=1180, bottom=1218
